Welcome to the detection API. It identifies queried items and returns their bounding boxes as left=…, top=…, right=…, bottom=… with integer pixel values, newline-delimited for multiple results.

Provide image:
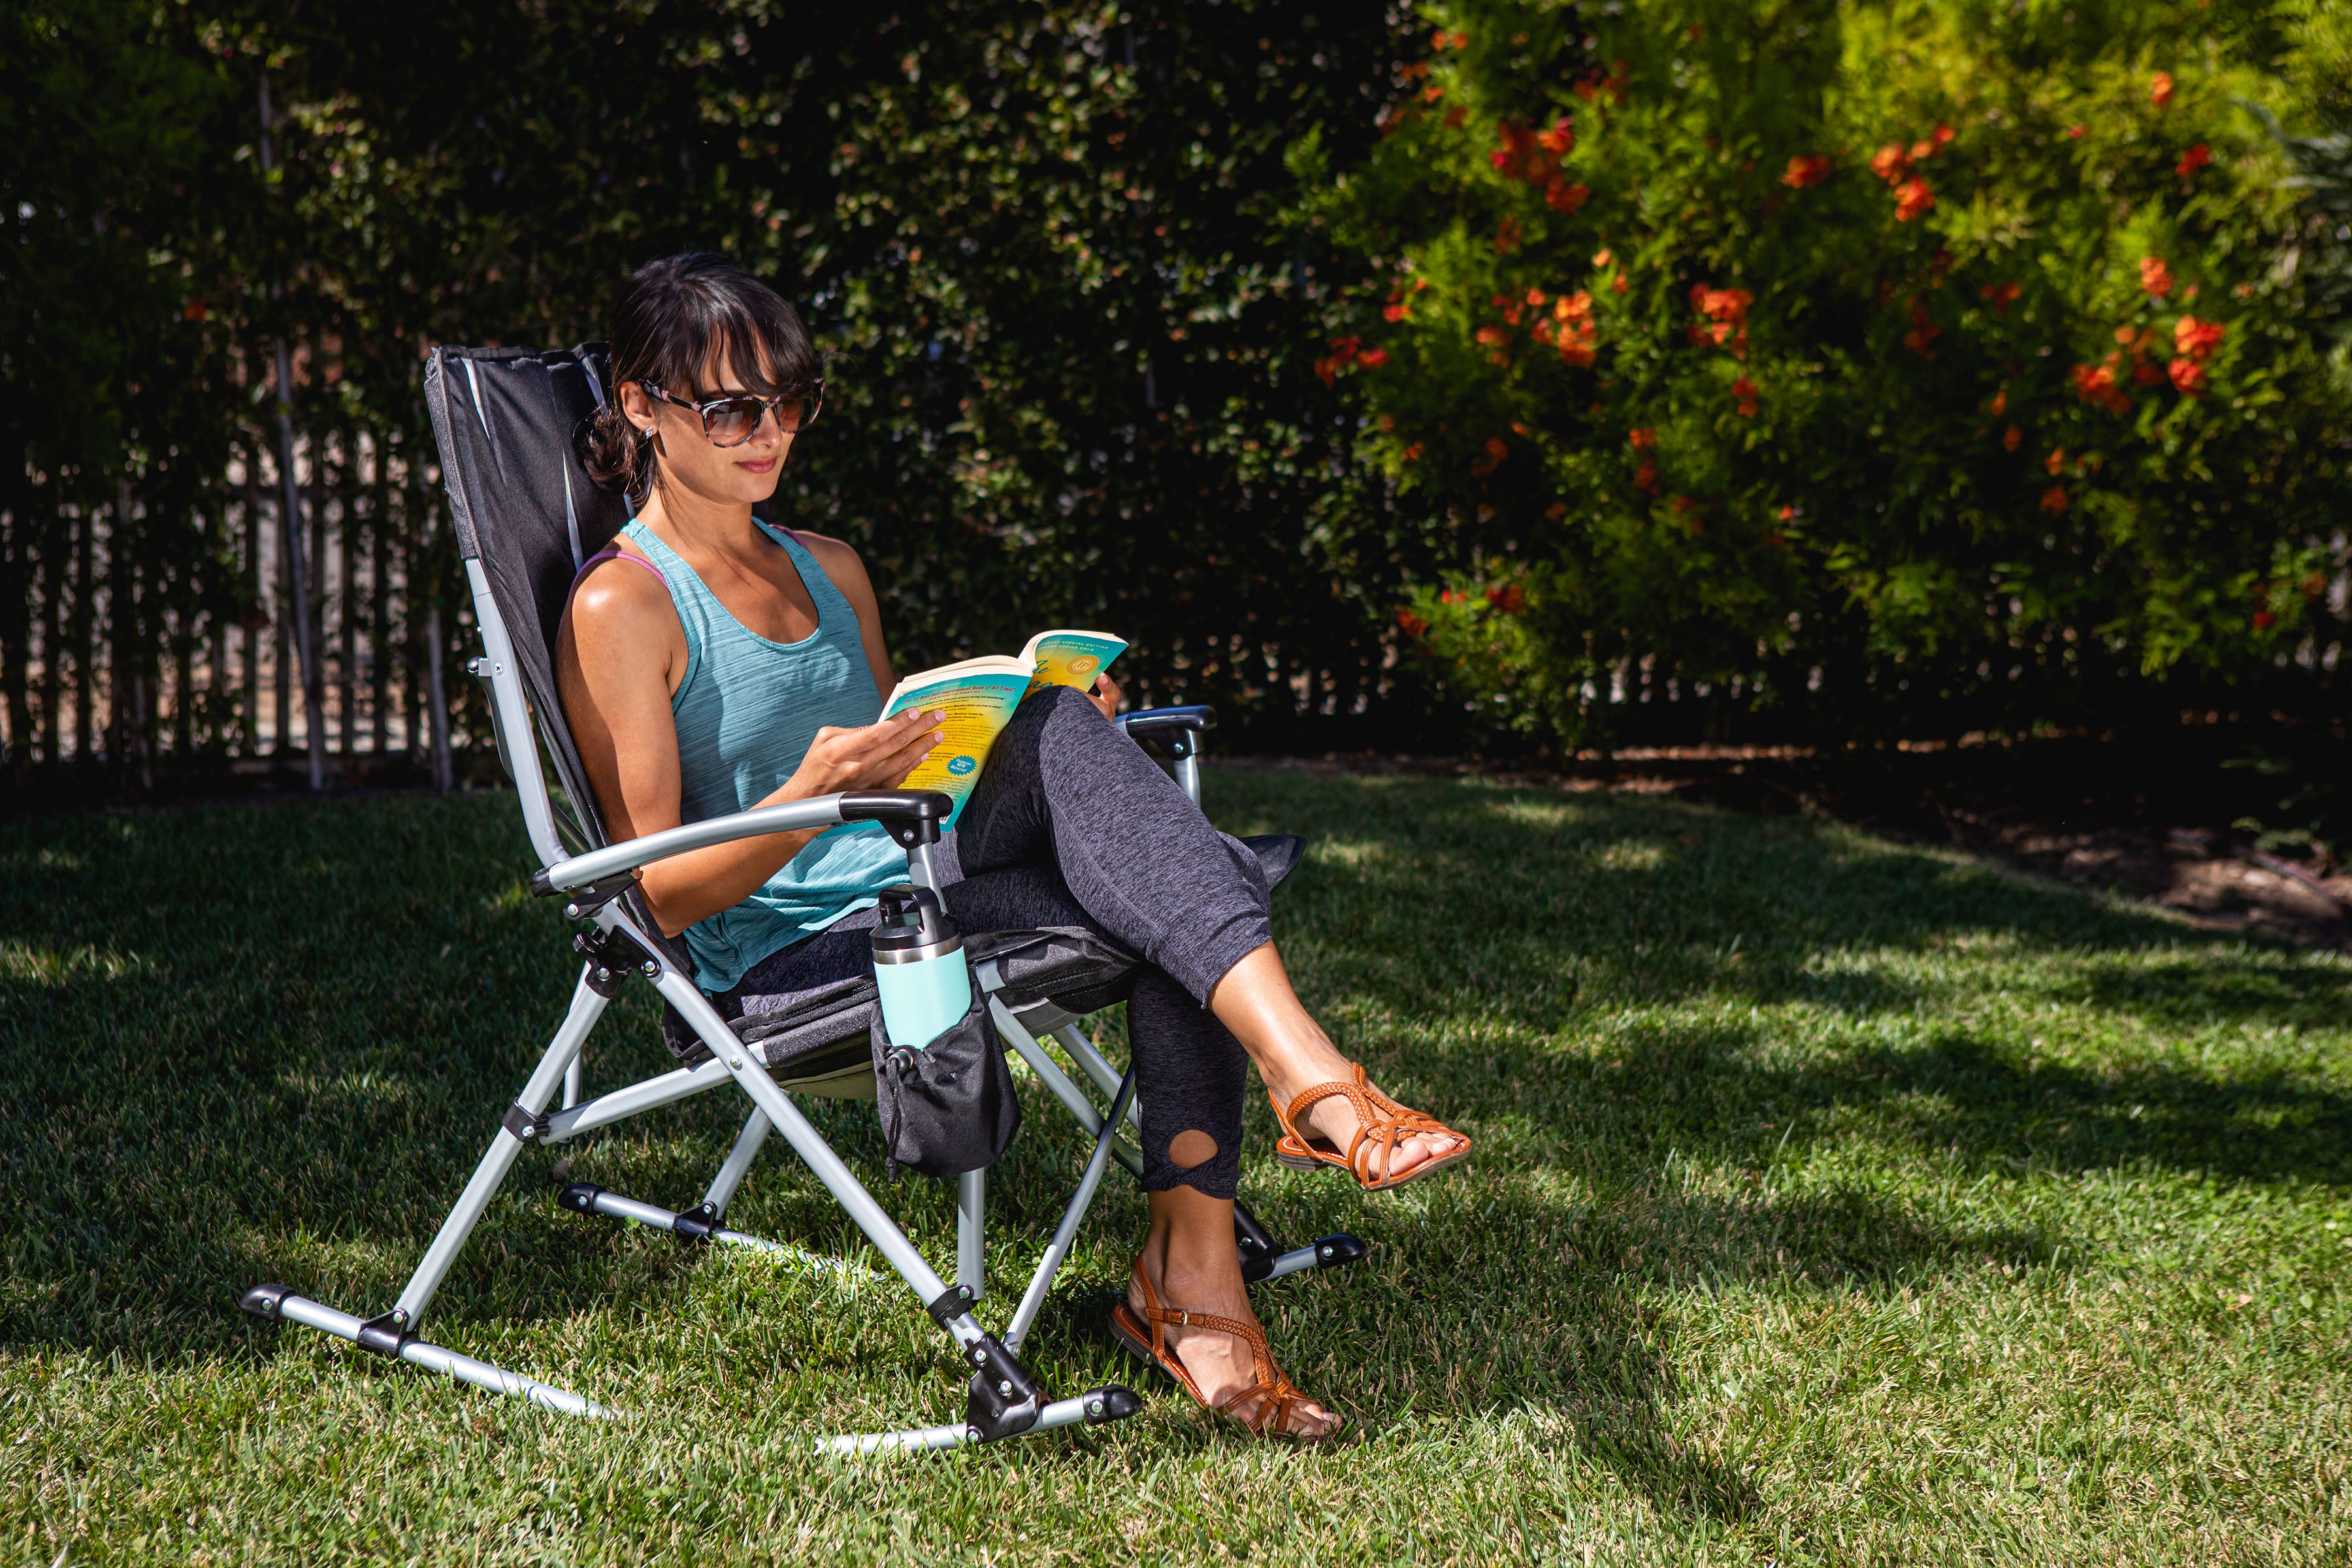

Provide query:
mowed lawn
left=3, top=770, right=2348, bottom=1565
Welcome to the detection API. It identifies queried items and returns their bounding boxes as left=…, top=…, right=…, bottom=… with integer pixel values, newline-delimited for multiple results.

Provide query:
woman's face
left=618, top=342, right=796, bottom=508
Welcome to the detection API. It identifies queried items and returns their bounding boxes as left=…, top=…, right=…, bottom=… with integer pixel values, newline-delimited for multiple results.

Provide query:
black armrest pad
left=838, top=791, right=955, bottom=823
left=1119, top=704, right=1217, bottom=739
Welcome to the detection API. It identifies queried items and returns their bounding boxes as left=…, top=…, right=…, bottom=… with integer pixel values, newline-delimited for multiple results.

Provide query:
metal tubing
left=908, top=840, right=943, bottom=894
left=563, top=1053, right=584, bottom=1112
left=642, top=926, right=964, bottom=1337
left=1258, top=1244, right=1326, bottom=1282
left=993, top=1000, right=1143, bottom=1179
left=821, top=1390, right=1116, bottom=1456
left=272, top=1293, right=608, bottom=1418
left=1053, top=1024, right=1143, bottom=1131
left=1005, top=1071, right=1135, bottom=1354
left=462, top=559, right=566, bottom=868
left=956, top=1169, right=985, bottom=1301
left=1173, top=753, right=1201, bottom=806
left=395, top=973, right=606, bottom=1324
left=575, top=1188, right=862, bottom=1278
left=703, top=1109, right=773, bottom=1218
left=543, top=1056, right=733, bottom=1143
left=538, top=796, right=850, bottom=892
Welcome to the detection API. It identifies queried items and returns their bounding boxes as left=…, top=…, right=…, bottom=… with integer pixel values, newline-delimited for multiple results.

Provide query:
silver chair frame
left=240, top=557, right=1351, bottom=1452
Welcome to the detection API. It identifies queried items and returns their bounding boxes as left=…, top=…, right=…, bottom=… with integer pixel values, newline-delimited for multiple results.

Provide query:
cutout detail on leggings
left=1168, top=1129, right=1219, bottom=1169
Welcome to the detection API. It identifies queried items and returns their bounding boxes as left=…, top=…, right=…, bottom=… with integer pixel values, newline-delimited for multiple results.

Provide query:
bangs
left=636, top=259, right=818, bottom=401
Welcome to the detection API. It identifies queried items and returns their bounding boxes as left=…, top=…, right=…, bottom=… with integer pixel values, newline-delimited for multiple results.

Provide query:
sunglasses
left=641, top=378, right=825, bottom=446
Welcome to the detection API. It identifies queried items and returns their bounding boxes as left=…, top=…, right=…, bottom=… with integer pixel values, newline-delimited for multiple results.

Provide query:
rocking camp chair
left=238, top=343, right=1362, bottom=1452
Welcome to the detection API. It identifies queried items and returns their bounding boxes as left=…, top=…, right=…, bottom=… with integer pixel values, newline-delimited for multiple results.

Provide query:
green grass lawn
left=4, top=770, right=2349, bottom=1565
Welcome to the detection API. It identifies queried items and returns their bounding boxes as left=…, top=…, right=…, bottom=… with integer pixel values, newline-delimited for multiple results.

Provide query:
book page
left=1021, top=629, right=1128, bottom=694
left=879, top=659, right=1031, bottom=822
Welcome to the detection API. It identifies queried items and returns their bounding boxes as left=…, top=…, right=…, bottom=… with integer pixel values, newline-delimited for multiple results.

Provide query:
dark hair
left=581, top=252, right=820, bottom=495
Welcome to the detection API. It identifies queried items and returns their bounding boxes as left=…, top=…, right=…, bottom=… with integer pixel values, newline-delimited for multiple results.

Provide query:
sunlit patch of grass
left=3, top=779, right=2349, bottom=1563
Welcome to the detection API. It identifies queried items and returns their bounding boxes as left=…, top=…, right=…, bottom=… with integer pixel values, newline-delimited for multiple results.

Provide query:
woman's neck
left=636, top=483, right=764, bottom=565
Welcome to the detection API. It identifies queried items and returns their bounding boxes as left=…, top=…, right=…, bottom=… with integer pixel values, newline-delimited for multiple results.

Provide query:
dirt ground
left=1218, top=732, right=2351, bottom=955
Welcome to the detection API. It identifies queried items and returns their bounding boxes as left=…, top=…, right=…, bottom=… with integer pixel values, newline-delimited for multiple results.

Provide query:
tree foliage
left=1310, top=0, right=2351, bottom=746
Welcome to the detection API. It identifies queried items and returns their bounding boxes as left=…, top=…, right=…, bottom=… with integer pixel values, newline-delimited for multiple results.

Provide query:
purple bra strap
left=568, top=546, right=668, bottom=596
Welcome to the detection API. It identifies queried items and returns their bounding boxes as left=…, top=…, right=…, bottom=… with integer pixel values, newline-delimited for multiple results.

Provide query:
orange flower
left=1782, top=154, right=1832, bottom=189
left=1592, top=247, right=1613, bottom=268
left=2139, top=256, right=2174, bottom=297
left=1991, top=389, right=2008, bottom=416
left=2002, top=425, right=2023, bottom=452
left=1690, top=286, right=1754, bottom=353
left=2167, top=357, right=2208, bottom=397
left=2174, top=314, right=2225, bottom=361
left=1544, top=178, right=1590, bottom=212
left=1731, top=375, right=1759, bottom=417
left=2149, top=71, right=2174, bottom=108
left=1932, top=123, right=1955, bottom=148
left=2254, top=610, right=2277, bottom=630
left=1475, top=325, right=1508, bottom=347
left=2066, top=124, right=2087, bottom=140
left=1400, top=442, right=1425, bottom=462
left=2039, top=486, right=2069, bottom=514
left=1980, top=280, right=2023, bottom=314
left=1628, top=427, right=1658, bottom=450
left=1870, top=144, right=1911, bottom=182
left=1535, top=116, right=1575, bottom=155
left=1612, top=272, right=1628, bottom=293
left=1357, top=346, right=1388, bottom=368
left=1634, top=461, right=1660, bottom=493
left=1893, top=178, right=1936, bottom=221
left=2044, top=446, right=2066, bottom=476
left=1554, top=289, right=1594, bottom=321
left=1494, top=216, right=1523, bottom=253
left=1423, top=84, right=1446, bottom=103
left=1485, top=583, right=1526, bottom=613
left=2069, top=360, right=2131, bottom=414
left=1903, top=296, right=1942, bottom=357
left=1397, top=608, right=1428, bottom=637
left=2176, top=143, right=2211, bottom=178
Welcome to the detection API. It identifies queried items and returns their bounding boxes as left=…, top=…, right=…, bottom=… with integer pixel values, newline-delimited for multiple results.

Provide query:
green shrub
left=1303, top=0, right=2352, bottom=749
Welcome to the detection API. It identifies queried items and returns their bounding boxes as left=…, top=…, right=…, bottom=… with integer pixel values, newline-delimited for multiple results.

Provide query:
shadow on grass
left=3, top=778, right=2344, bottom=1532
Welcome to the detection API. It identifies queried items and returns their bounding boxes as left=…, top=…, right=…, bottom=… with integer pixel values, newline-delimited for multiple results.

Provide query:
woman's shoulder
left=780, top=528, right=875, bottom=593
left=567, top=541, right=678, bottom=634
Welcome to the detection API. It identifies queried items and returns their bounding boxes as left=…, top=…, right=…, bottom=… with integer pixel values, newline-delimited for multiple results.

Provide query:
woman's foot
left=1280, top=1069, right=1469, bottom=1186
left=1207, top=945, right=1468, bottom=1185
left=1119, top=1189, right=1342, bottom=1440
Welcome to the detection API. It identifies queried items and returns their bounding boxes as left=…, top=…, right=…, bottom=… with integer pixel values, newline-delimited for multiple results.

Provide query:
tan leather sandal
left=1109, top=1262, right=1337, bottom=1440
left=1269, top=1064, right=1473, bottom=1192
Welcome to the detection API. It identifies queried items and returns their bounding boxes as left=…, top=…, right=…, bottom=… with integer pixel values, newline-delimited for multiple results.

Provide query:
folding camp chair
left=238, top=343, right=1362, bottom=1452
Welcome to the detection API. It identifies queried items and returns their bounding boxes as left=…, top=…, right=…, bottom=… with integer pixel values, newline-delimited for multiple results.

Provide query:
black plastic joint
left=575, top=926, right=659, bottom=997
left=1079, top=1384, right=1143, bottom=1426
left=355, top=1309, right=413, bottom=1359
left=1312, top=1233, right=1369, bottom=1270
left=557, top=1182, right=606, bottom=1215
left=557, top=870, right=644, bottom=920
left=839, top=791, right=953, bottom=848
left=961, top=1333, right=1043, bottom=1442
left=239, top=1282, right=294, bottom=1320
left=670, top=1203, right=719, bottom=1244
left=501, top=1102, right=551, bottom=1144
left=926, top=1284, right=977, bottom=1328
left=529, top=868, right=555, bottom=897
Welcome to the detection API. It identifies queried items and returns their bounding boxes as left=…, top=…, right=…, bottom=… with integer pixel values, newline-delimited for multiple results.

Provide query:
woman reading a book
left=558, top=253, right=1470, bottom=1441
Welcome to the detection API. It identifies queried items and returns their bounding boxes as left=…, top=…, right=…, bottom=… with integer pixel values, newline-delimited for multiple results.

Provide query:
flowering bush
left=1299, top=0, right=2350, bottom=745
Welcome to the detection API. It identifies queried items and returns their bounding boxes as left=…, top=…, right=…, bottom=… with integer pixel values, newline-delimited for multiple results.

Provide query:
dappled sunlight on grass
left=3, top=779, right=2349, bottom=1561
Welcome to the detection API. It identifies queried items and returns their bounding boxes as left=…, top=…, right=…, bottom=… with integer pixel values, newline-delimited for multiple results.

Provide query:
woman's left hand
left=1087, top=673, right=1123, bottom=722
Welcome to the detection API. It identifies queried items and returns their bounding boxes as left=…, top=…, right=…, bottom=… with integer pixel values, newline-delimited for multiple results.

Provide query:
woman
left=557, top=252, right=1469, bottom=1440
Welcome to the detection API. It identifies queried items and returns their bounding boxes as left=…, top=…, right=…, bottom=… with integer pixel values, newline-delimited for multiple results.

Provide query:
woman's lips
left=737, top=456, right=777, bottom=474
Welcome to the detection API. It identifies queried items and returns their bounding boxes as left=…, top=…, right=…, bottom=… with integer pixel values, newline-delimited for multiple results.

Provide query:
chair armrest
left=529, top=790, right=953, bottom=896
left=1116, top=704, right=1217, bottom=759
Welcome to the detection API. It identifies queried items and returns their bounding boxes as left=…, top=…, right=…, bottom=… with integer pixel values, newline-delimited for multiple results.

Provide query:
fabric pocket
left=869, top=983, right=1021, bottom=1179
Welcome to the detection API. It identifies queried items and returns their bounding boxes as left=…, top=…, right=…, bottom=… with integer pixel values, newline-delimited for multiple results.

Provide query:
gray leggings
left=725, top=687, right=1271, bottom=1199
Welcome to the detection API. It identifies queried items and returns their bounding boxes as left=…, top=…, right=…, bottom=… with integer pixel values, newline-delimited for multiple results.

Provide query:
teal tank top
left=621, top=517, right=907, bottom=992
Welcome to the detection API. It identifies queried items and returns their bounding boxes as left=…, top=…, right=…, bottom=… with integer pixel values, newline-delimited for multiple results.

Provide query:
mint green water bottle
left=870, top=886, right=971, bottom=1049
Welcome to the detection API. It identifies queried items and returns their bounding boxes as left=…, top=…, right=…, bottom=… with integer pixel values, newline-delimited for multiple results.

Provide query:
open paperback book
left=878, top=630, right=1127, bottom=821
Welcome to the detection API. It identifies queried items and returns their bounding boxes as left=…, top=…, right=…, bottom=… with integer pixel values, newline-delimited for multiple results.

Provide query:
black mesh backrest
left=424, top=343, right=630, bottom=851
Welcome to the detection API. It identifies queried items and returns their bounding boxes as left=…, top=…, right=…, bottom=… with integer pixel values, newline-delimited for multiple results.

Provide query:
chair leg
left=701, top=1107, right=772, bottom=1219
left=957, top=1169, right=986, bottom=1301
left=562, top=1051, right=584, bottom=1111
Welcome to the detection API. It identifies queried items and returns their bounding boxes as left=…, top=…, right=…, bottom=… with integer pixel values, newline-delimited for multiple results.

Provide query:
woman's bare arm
left=555, top=554, right=941, bottom=938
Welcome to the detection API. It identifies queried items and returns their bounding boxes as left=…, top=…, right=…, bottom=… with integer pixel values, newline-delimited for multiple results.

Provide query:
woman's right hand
left=783, top=706, right=945, bottom=799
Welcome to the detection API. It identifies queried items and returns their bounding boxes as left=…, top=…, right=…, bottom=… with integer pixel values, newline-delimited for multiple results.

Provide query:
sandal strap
left=1128, top=1258, right=1318, bottom=1435
left=1276, top=1064, right=1467, bottom=1188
